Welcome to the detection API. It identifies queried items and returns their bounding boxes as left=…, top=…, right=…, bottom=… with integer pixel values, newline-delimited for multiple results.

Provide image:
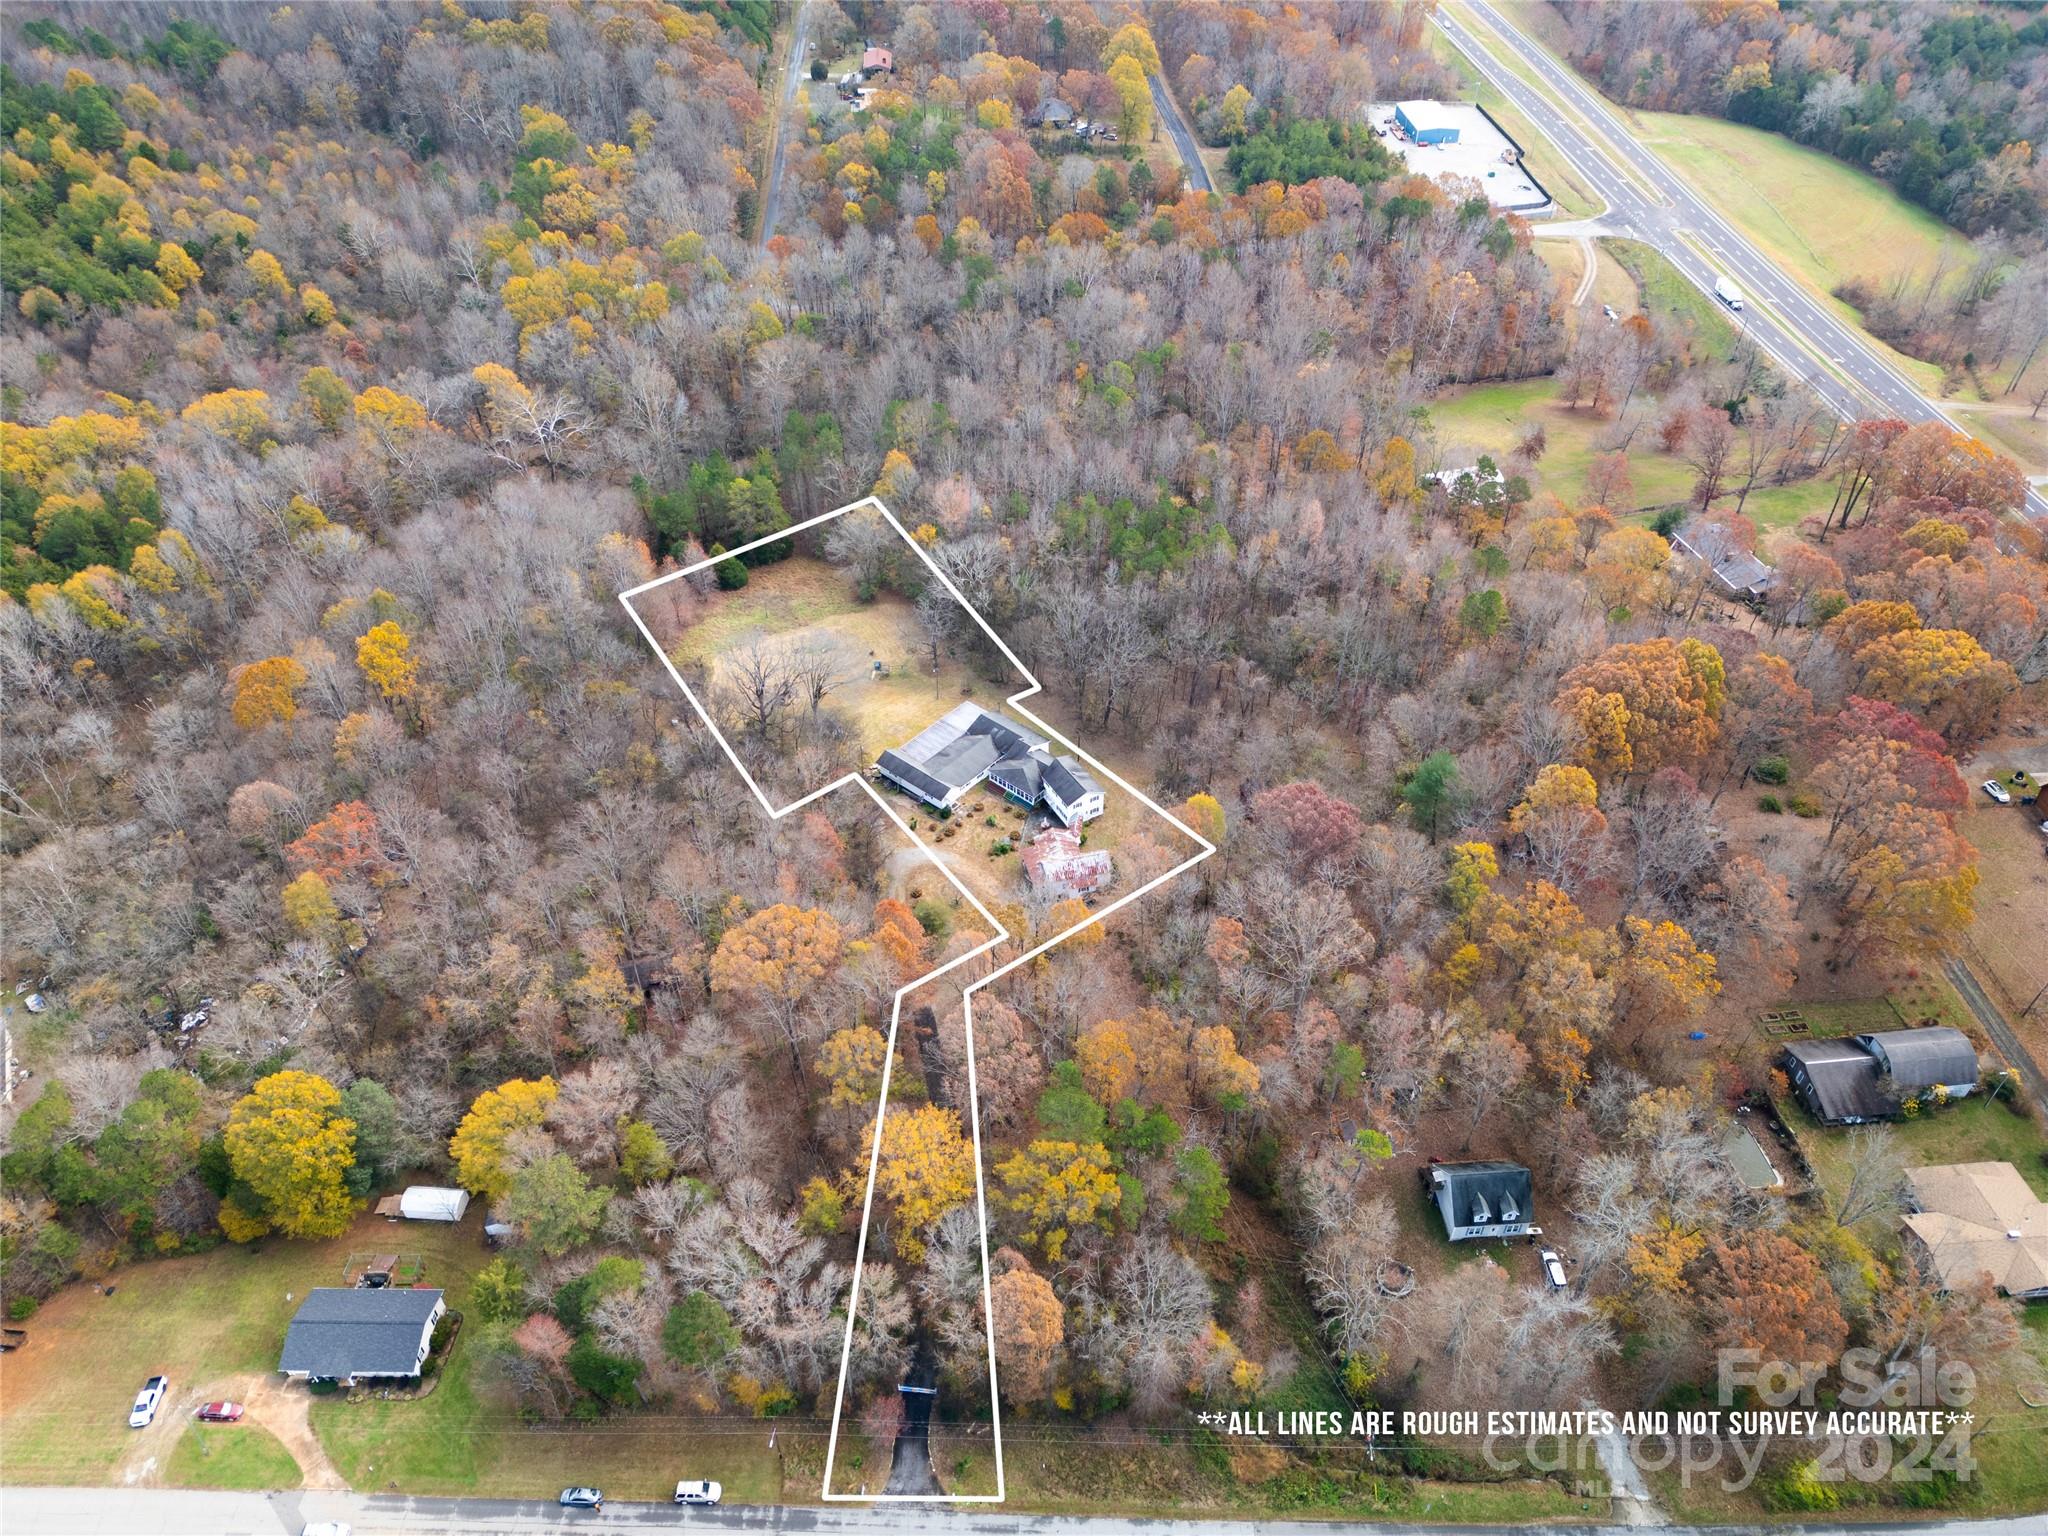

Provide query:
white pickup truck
left=1714, top=276, right=1745, bottom=310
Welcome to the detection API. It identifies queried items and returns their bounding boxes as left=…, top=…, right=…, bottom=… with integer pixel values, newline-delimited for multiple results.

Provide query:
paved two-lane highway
left=1148, top=73, right=1213, bottom=195
left=1436, top=1, right=2045, bottom=521
left=11, top=1488, right=2048, bottom=1536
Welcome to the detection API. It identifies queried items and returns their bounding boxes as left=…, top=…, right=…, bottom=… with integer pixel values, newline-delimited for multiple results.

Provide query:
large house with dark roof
left=876, top=701, right=1104, bottom=827
left=1423, top=1160, right=1535, bottom=1242
left=1782, top=1025, right=1978, bottom=1126
left=279, top=1287, right=445, bottom=1385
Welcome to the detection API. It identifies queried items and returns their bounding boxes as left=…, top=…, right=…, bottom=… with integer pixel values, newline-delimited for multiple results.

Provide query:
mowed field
left=1424, top=374, right=1835, bottom=530
left=0, top=1213, right=487, bottom=1485
left=669, top=556, right=1006, bottom=764
left=0, top=1209, right=793, bottom=1503
left=1630, top=110, right=1982, bottom=394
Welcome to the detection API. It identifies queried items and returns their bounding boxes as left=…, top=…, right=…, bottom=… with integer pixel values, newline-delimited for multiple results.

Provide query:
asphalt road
left=1148, top=73, right=1213, bottom=195
left=13, top=1489, right=2048, bottom=1536
left=756, top=2, right=811, bottom=247
left=1436, top=1, right=2047, bottom=522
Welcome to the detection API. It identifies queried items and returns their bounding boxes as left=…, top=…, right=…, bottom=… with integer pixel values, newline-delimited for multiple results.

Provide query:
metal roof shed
left=1859, top=1027, right=1977, bottom=1091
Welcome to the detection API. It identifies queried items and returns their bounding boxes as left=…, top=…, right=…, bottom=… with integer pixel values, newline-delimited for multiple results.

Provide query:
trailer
left=1714, top=277, right=1745, bottom=311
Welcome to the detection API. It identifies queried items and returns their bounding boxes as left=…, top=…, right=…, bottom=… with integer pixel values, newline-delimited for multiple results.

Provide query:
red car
left=194, top=1402, right=244, bottom=1423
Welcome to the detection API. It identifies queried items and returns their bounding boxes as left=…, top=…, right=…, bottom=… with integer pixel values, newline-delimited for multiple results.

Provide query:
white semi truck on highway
left=1714, top=277, right=1745, bottom=310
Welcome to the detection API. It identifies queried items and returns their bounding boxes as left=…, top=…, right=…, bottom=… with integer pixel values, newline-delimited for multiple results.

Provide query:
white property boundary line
left=618, top=496, right=1214, bottom=1503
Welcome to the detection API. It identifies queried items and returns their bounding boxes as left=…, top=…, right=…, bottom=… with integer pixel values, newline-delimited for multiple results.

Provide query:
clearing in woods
left=621, top=497, right=1213, bottom=1505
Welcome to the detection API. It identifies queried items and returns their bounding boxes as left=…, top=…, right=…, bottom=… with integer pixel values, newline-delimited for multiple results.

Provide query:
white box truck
left=1714, top=277, right=1744, bottom=310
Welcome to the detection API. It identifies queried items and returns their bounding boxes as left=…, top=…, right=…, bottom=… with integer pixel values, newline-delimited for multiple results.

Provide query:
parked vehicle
left=1982, top=779, right=2012, bottom=805
left=301, top=1523, right=351, bottom=1536
left=559, top=1487, right=604, bottom=1509
left=128, top=1375, right=168, bottom=1428
left=194, top=1401, right=244, bottom=1422
left=1539, top=1249, right=1568, bottom=1290
left=675, top=1479, right=723, bottom=1505
left=1714, top=276, right=1744, bottom=310
left=1602, top=304, right=1618, bottom=321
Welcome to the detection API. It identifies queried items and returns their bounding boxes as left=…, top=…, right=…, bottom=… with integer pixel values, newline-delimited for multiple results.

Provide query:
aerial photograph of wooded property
left=1, top=3, right=2045, bottom=1534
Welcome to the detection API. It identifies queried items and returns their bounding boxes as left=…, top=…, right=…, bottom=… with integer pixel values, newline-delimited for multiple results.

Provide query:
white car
left=128, top=1375, right=168, bottom=1428
left=675, top=1479, right=723, bottom=1505
left=302, top=1524, right=352, bottom=1536
left=1539, top=1249, right=1568, bottom=1291
left=1982, top=779, right=2012, bottom=804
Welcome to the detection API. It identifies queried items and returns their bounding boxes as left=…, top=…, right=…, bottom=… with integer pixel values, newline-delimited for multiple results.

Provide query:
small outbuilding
left=1020, top=827, right=1114, bottom=900
left=381, top=1186, right=470, bottom=1223
left=279, top=1287, right=445, bottom=1385
left=1423, top=1160, right=1535, bottom=1242
left=1395, top=101, right=1462, bottom=145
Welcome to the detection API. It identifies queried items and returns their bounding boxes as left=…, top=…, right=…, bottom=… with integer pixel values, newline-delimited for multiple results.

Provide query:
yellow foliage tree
left=1076, top=1018, right=1137, bottom=1104
left=223, top=1070, right=359, bottom=1240
left=356, top=620, right=419, bottom=704
left=281, top=870, right=342, bottom=942
left=996, top=1139, right=1120, bottom=1260
left=819, top=1024, right=891, bottom=1108
left=450, top=1077, right=559, bottom=1200
left=1180, top=792, right=1225, bottom=846
left=245, top=247, right=291, bottom=296
left=154, top=241, right=200, bottom=295
left=232, top=655, right=308, bottom=729
left=867, top=1104, right=974, bottom=1260
left=1192, top=1024, right=1260, bottom=1107
left=182, top=389, right=273, bottom=447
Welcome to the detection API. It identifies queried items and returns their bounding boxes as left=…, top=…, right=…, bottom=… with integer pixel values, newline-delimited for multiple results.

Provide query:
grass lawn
left=0, top=1214, right=485, bottom=1484
left=308, top=1342, right=788, bottom=1503
left=669, top=555, right=1009, bottom=766
left=934, top=1428, right=1594, bottom=1521
left=1628, top=111, right=1981, bottom=397
left=1793, top=1094, right=2048, bottom=1240
left=1761, top=977, right=1976, bottom=1044
left=1605, top=239, right=1740, bottom=360
left=165, top=1424, right=302, bottom=1490
left=1423, top=377, right=1696, bottom=512
left=1950, top=407, right=2048, bottom=476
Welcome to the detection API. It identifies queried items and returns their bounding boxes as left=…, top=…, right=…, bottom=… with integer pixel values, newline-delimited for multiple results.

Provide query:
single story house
left=1395, top=100, right=1462, bottom=145
left=1903, top=1162, right=2048, bottom=1300
left=279, top=1287, right=445, bottom=1385
left=1028, top=96, right=1075, bottom=129
left=861, top=45, right=893, bottom=76
left=1671, top=517, right=1775, bottom=599
left=1783, top=1025, right=1978, bottom=1125
left=1020, top=827, right=1113, bottom=900
left=1423, top=1160, right=1535, bottom=1242
left=877, top=700, right=1104, bottom=827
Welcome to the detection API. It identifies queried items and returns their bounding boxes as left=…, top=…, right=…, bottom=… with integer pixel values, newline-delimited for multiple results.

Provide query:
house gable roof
left=1783, top=1037, right=1893, bottom=1122
left=1674, top=517, right=1775, bottom=594
left=1859, top=1026, right=1977, bottom=1089
left=1430, top=1160, right=1532, bottom=1228
left=280, top=1287, right=443, bottom=1378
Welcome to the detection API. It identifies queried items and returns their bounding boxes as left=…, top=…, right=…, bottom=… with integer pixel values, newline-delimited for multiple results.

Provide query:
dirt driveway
left=112, top=1369, right=343, bottom=1490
